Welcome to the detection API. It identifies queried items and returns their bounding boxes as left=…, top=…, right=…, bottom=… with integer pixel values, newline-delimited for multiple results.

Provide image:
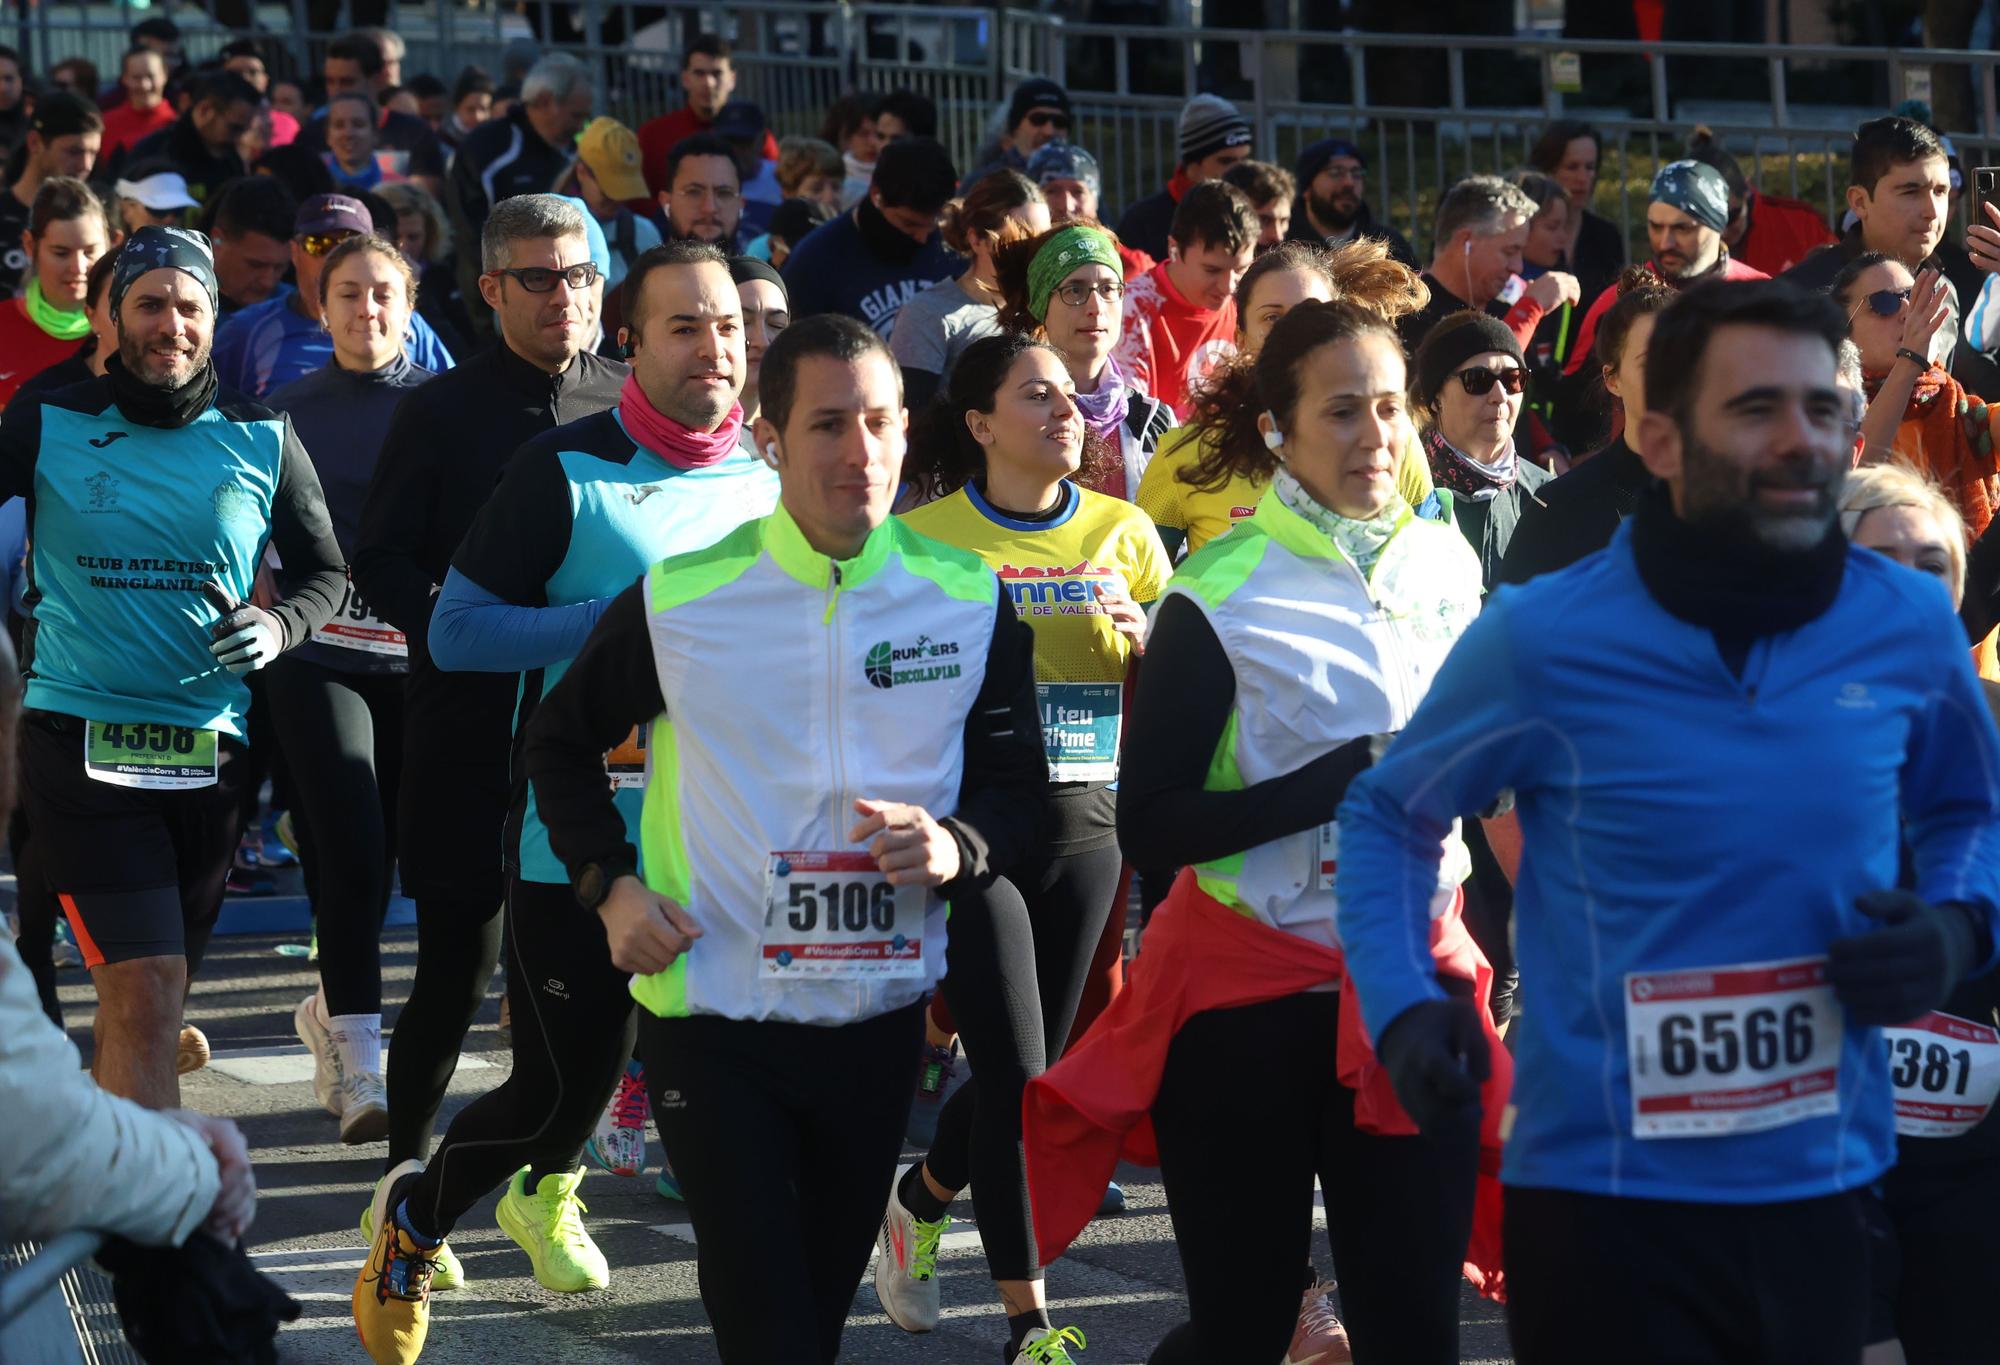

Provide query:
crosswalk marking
left=207, top=1045, right=493, bottom=1087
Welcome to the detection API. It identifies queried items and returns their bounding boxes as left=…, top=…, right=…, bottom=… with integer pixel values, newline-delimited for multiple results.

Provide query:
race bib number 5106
left=1624, top=957, right=1843, bottom=1138
left=759, top=851, right=922, bottom=980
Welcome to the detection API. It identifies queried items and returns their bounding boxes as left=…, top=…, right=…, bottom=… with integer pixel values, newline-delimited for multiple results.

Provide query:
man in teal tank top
left=0, top=226, right=344, bottom=1108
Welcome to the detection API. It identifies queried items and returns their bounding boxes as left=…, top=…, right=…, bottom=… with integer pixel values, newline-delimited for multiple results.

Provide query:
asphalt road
left=46, top=920, right=1517, bottom=1364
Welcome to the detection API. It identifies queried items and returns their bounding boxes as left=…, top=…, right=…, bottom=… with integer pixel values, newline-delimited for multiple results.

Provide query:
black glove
left=1827, top=890, right=1987, bottom=1027
left=1373, top=997, right=1490, bottom=1136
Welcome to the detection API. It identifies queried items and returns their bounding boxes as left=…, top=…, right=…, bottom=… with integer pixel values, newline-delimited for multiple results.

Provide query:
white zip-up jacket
left=523, top=503, right=1050, bottom=1026
left=1155, top=492, right=1482, bottom=951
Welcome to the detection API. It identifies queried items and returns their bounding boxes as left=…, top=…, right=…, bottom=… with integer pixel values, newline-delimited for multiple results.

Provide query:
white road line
left=208, top=1046, right=493, bottom=1086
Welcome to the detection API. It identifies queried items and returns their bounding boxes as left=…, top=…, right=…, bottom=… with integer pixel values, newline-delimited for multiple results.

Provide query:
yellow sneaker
left=361, top=1196, right=463, bottom=1290
left=495, top=1166, right=608, bottom=1292
left=353, top=1160, right=439, bottom=1364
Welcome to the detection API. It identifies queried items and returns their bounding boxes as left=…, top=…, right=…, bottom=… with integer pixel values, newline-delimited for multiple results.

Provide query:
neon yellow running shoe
left=495, top=1166, right=608, bottom=1292
left=1012, top=1326, right=1088, bottom=1364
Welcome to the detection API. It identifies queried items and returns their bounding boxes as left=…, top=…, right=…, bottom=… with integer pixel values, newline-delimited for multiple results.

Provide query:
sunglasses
left=1455, top=365, right=1525, bottom=396
left=1053, top=279, right=1124, bottom=307
left=1026, top=111, right=1070, bottom=131
left=299, top=230, right=358, bottom=257
left=1848, top=287, right=1911, bottom=321
left=488, top=262, right=601, bottom=293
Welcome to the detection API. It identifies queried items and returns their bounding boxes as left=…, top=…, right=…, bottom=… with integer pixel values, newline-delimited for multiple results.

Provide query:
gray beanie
left=1178, top=93, right=1251, bottom=165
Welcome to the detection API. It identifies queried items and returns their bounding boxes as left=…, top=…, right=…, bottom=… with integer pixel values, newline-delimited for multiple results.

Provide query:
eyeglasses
left=1848, top=287, right=1911, bottom=321
left=1454, top=366, right=1525, bottom=396
left=488, top=262, right=601, bottom=293
left=1053, top=279, right=1124, bottom=307
left=299, top=230, right=358, bottom=257
left=1319, top=164, right=1364, bottom=183
left=675, top=184, right=741, bottom=206
left=1026, top=111, right=1070, bottom=131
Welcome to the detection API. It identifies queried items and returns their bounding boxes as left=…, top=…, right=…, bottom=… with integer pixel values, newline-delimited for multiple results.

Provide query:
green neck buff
left=25, top=277, right=92, bottom=341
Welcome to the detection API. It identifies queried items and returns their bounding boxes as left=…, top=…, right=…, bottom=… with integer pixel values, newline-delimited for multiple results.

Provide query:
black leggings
left=921, top=835, right=1123, bottom=1282
left=263, top=656, right=404, bottom=1016
left=640, top=1002, right=924, bottom=1364
left=403, top=877, right=635, bottom=1238
left=9, top=806, right=62, bottom=1027
left=1147, top=991, right=1480, bottom=1365
left=1877, top=1155, right=2000, bottom=1362
left=384, top=887, right=503, bottom=1166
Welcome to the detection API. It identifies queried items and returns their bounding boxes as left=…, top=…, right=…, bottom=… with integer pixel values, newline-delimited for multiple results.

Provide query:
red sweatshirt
left=1110, top=260, right=1238, bottom=420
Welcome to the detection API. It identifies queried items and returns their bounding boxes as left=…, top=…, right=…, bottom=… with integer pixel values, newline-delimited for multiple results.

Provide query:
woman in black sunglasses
left=1837, top=250, right=2000, bottom=679
left=1411, top=310, right=1550, bottom=589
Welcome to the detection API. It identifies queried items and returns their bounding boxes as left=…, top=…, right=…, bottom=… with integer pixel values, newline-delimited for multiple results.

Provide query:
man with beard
left=658, top=133, right=743, bottom=252
left=0, top=225, right=344, bottom=1108
left=1563, top=159, right=1768, bottom=377
left=1284, top=137, right=1415, bottom=267
left=1337, top=278, right=2000, bottom=1364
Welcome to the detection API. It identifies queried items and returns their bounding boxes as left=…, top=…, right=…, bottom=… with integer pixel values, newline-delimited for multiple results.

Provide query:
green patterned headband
left=1027, top=225, right=1122, bottom=322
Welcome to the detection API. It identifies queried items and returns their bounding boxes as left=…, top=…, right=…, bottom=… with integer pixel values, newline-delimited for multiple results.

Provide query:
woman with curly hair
left=1136, top=237, right=1434, bottom=557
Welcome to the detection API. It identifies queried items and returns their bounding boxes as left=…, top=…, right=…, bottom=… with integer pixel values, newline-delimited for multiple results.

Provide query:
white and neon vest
left=631, top=504, right=998, bottom=1025
left=1159, top=490, right=1482, bottom=951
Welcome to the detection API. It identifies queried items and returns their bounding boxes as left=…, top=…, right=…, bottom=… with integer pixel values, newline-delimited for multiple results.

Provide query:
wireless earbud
left=764, top=442, right=779, bottom=459
left=1262, top=429, right=1285, bottom=451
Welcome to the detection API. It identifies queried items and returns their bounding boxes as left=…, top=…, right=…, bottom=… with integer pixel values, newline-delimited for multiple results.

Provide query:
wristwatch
left=574, top=858, right=635, bottom=912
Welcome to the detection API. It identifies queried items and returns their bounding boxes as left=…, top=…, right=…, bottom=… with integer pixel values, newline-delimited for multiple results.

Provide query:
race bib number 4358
left=1624, top=957, right=1843, bottom=1139
left=759, top=851, right=922, bottom=980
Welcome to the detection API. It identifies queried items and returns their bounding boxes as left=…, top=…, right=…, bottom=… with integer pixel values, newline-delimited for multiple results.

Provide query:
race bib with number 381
left=1624, top=956, right=1844, bottom=1138
left=759, top=851, right=923, bottom=980
left=1884, top=1011, right=2000, bottom=1138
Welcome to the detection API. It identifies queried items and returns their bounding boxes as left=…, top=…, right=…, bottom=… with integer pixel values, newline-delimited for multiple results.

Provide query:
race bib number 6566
left=1624, top=957, right=1843, bottom=1139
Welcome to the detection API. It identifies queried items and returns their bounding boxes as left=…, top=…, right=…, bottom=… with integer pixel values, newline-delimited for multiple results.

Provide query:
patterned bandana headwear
left=1027, top=225, right=1123, bottom=323
left=1648, top=159, right=1730, bottom=234
left=111, top=225, right=220, bottom=316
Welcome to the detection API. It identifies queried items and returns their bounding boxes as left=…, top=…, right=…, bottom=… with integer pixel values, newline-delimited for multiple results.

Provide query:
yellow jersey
left=901, top=480, right=1171, bottom=782
left=1135, top=424, right=1436, bottom=556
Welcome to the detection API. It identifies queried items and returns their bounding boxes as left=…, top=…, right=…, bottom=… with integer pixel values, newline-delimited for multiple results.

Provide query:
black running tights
left=1148, top=991, right=1480, bottom=1365
left=263, top=656, right=403, bottom=1016
left=401, top=878, right=634, bottom=1237
left=921, top=838, right=1124, bottom=1282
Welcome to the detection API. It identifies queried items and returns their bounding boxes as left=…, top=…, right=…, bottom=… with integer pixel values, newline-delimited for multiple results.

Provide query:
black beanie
left=1413, top=311, right=1525, bottom=408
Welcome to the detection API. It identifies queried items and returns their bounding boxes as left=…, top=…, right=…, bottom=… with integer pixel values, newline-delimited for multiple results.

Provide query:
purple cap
left=295, top=192, right=373, bottom=237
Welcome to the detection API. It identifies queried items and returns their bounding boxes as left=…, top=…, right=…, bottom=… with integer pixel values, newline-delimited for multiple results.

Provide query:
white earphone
left=765, top=442, right=778, bottom=459
left=1262, top=429, right=1284, bottom=451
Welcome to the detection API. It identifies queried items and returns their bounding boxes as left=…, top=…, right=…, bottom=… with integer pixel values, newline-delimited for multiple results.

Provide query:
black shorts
left=20, top=709, right=249, bottom=972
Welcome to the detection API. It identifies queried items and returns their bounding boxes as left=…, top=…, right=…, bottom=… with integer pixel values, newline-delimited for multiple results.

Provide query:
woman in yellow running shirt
left=1137, top=236, right=1435, bottom=557
left=875, top=332, right=1169, bottom=1358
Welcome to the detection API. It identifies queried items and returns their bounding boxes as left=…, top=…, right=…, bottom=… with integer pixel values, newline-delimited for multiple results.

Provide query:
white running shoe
left=294, top=992, right=343, bottom=1117
left=873, top=1166, right=946, bottom=1333
left=339, top=1069, right=391, bottom=1144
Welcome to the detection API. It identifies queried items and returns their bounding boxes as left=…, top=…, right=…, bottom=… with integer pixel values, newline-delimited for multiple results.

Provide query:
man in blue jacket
left=1336, top=278, right=2000, bottom=1364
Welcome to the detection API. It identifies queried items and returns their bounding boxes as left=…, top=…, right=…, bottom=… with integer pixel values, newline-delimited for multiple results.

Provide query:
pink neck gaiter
left=619, top=371, right=743, bottom=469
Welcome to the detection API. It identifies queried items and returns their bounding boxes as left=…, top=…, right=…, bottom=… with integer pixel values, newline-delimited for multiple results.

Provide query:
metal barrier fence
left=9, top=2, right=2000, bottom=257
left=1, top=1231, right=140, bottom=1364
